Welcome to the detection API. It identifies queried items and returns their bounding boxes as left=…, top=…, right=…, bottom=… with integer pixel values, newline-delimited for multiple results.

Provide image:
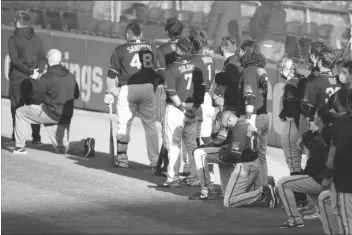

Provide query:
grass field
left=1, top=99, right=323, bottom=234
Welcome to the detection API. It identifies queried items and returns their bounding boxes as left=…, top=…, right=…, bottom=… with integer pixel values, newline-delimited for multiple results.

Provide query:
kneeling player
left=190, top=110, right=276, bottom=208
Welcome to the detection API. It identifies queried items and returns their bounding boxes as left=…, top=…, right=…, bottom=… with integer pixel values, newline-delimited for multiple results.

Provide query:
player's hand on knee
left=104, top=93, right=114, bottom=105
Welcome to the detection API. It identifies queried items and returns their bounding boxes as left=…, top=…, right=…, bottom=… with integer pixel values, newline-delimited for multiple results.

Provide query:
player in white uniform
left=157, top=38, right=205, bottom=188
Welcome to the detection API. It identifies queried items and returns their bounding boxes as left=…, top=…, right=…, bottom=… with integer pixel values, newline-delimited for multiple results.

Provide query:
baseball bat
left=109, top=104, right=115, bottom=166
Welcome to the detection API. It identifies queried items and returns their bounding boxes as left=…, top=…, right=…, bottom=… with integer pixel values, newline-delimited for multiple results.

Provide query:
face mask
left=281, top=74, right=287, bottom=80
left=220, top=48, right=224, bottom=57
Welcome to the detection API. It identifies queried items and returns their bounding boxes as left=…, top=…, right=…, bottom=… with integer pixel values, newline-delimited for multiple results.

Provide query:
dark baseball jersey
left=237, top=66, right=268, bottom=116
left=107, top=40, right=160, bottom=86
left=157, top=40, right=178, bottom=69
left=301, top=71, right=341, bottom=119
left=279, top=78, right=301, bottom=127
left=189, top=53, right=215, bottom=92
left=164, top=59, right=201, bottom=104
left=219, top=120, right=258, bottom=164
left=302, top=130, right=329, bottom=184
left=327, top=84, right=349, bottom=115
left=331, top=115, right=352, bottom=193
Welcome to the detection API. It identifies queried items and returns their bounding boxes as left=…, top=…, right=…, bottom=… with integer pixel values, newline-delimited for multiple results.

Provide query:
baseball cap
left=213, top=85, right=226, bottom=97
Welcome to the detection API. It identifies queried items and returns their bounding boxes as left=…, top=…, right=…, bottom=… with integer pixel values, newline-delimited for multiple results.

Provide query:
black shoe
left=263, top=185, right=277, bottom=208
left=156, top=181, right=180, bottom=188
left=84, top=138, right=95, bottom=158
left=179, top=171, right=190, bottom=177
left=277, top=221, right=304, bottom=228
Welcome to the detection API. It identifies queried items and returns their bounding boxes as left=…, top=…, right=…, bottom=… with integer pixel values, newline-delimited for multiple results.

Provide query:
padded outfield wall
left=1, top=26, right=310, bottom=147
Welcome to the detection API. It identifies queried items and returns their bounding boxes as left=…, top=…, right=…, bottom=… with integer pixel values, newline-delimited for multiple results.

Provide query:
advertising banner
left=1, top=26, right=310, bottom=147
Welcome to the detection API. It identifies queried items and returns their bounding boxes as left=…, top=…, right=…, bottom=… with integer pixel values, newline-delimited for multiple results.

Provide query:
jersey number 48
left=130, top=53, right=153, bottom=69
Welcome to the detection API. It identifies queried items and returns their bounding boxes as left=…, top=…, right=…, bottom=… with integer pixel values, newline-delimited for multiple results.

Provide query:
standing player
left=154, top=17, right=187, bottom=176
left=104, top=22, right=160, bottom=169
left=8, top=11, right=45, bottom=145
left=188, top=28, right=215, bottom=146
left=237, top=40, right=270, bottom=187
left=157, top=38, right=205, bottom=188
left=297, top=48, right=341, bottom=148
left=277, top=57, right=308, bottom=208
left=215, top=36, right=241, bottom=111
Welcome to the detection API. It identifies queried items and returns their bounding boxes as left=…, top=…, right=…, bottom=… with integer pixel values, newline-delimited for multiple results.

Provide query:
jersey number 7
left=184, top=73, right=193, bottom=90
left=130, top=53, right=153, bottom=69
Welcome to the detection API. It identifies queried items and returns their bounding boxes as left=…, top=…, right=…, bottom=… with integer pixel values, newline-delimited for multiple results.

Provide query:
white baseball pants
left=164, top=104, right=198, bottom=184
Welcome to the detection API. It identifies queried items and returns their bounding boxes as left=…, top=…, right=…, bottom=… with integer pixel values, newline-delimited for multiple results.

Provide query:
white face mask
left=339, top=73, right=347, bottom=84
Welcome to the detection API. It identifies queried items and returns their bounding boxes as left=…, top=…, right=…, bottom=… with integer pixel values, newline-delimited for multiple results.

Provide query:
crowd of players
left=7, top=10, right=352, bottom=233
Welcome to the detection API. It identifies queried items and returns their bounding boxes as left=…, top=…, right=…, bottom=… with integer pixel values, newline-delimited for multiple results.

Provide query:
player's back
left=307, top=71, right=341, bottom=107
left=165, top=59, right=196, bottom=104
left=158, top=40, right=177, bottom=67
left=189, top=53, right=215, bottom=92
left=114, top=40, right=159, bottom=86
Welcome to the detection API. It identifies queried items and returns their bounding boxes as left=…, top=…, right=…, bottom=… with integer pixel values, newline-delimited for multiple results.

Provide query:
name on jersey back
left=179, top=64, right=195, bottom=73
left=127, top=44, right=152, bottom=53
left=202, top=56, right=213, bottom=64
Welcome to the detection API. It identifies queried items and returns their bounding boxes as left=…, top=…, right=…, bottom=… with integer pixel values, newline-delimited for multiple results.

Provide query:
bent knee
left=318, top=190, right=330, bottom=201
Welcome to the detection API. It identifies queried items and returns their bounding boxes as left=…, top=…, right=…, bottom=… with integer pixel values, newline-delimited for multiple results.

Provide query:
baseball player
left=104, top=22, right=160, bottom=169
left=157, top=38, right=205, bottom=188
left=276, top=104, right=333, bottom=228
left=188, top=29, right=215, bottom=146
left=319, top=62, right=352, bottom=235
left=237, top=40, right=270, bottom=187
left=277, top=57, right=308, bottom=208
left=154, top=17, right=189, bottom=177
left=215, top=36, right=241, bottom=111
left=297, top=48, right=341, bottom=149
left=190, top=110, right=277, bottom=208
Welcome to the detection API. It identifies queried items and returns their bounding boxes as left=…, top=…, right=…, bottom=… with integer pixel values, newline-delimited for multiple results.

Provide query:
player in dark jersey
left=188, top=28, right=215, bottom=146
left=215, top=36, right=241, bottom=111
left=154, top=18, right=184, bottom=177
left=104, top=22, right=161, bottom=169
left=157, top=38, right=205, bottom=188
left=298, top=48, right=341, bottom=147
left=237, top=40, right=270, bottom=187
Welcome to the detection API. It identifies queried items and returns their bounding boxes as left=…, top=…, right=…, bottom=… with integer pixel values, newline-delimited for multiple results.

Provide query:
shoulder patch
left=257, top=68, right=266, bottom=76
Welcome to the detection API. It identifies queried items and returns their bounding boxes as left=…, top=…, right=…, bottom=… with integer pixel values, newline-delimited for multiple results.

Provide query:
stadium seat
left=285, top=21, right=302, bottom=35
left=28, top=9, right=45, bottom=29
left=96, top=20, right=114, bottom=37
left=160, top=9, right=177, bottom=26
left=145, top=7, right=162, bottom=25
left=63, top=12, right=79, bottom=32
left=284, top=22, right=304, bottom=62
left=110, top=23, right=126, bottom=39
left=44, top=10, right=62, bottom=31
left=1, top=8, right=16, bottom=26
left=77, top=15, right=100, bottom=35
left=300, top=22, right=318, bottom=37
left=317, top=24, right=333, bottom=43
left=240, top=16, right=251, bottom=37
left=77, top=1, right=95, bottom=14
left=189, top=11, right=206, bottom=29
left=43, top=1, right=61, bottom=11
left=206, top=13, right=223, bottom=40
left=177, top=10, right=193, bottom=26
left=60, top=1, right=80, bottom=13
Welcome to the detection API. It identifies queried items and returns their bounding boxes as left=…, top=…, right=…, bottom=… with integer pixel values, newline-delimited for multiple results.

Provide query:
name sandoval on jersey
left=179, top=64, right=195, bottom=73
left=127, top=44, right=152, bottom=53
left=202, top=56, right=213, bottom=64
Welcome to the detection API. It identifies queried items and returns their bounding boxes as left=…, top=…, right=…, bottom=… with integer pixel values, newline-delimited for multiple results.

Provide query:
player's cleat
left=303, top=211, right=320, bottom=220
left=179, top=171, right=190, bottom=177
left=297, top=200, right=310, bottom=211
left=263, top=185, right=277, bottom=208
left=277, top=221, right=304, bottom=228
left=156, top=181, right=180, bottom=188
left=153, top=168, right=167, bottom=177
left=13, top=147, right=27, bottom=155
left=114, top=161, right=129, bottom=168
left=189, top=188, right=217, bottom=200
left=31, top=140, right=43, bottom=145
left=84, top=138, right=95, bottom=158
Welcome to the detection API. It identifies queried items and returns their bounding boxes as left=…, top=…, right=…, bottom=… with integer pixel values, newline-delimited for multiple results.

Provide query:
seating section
left=1, top=1, right=336, bottom=66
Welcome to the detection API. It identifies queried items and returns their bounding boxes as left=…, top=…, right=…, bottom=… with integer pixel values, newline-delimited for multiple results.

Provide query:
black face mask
left=281, top=74, right=287, bottom=80
left=220, top=48, right=224, bottom=57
